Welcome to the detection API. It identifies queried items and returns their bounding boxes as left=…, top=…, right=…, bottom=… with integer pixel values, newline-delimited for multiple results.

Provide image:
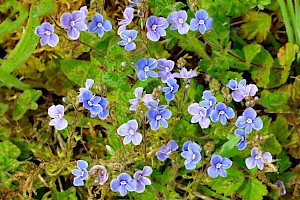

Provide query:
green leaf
left=241, top=178, right=268, bottom=200
left=219, top=137, right=240, bottom=157
left=240, top=11, right=271, bottom=43
left=270, top=115, right=289, bottom=144
left=12, top=89, right=42, bottom=120
left=277, top=43, right=299, bottom=84
left=277, top=152, right=292, bottom=173
left=263, top=136, right=282, bottom=155
left=0, top=103, right=8, bottom=116
left=207, top=167, right=245, bottom=196
left=52, top=187, right=77, bottom=200
left=259, top=90, right=289, bottom=112
left=0, top=68, right=30, bottom=90
left=292, top=75, right=300, bottom=106
left=0, top=140, right=21, bottom=159
left=250, top=49, right=274, bottom=88
left=243, top=43, right=261, bottom=64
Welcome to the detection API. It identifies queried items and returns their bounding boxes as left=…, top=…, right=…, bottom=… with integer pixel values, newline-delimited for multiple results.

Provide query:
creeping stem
left=143, top=116, right=148, bottom=164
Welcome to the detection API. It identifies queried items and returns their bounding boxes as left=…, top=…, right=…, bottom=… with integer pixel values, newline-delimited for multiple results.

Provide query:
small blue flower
left=181, top=141, right=202, bottom=170
left=117, top=119, right=142, bottom=145
left=118, top=7, right=134, bottom=35
left=188, top=103, right=210, bottom=128
left=162, top=78, right=179, bottom=101
left=245, top=148, right=272, bottom=170
left=236, top=107, right=263, bottom=133
left=136, top=58, right=158, bottom=81
left=276, top=180, right=286, bottom=195
left=118, top=30, right=138, bottom=51
left=81, top=90, right=102, bottom=114
left=110, top=173, right=136, bottom=196
left=129, top=87, right=144, bottom=110
left=211, top=103, right=235, bottom=125
left=156, top=140, right=178, bottom=161
left=199, top=90, right=216, bottom=116
left=167, top=10, right=189, bottom=34
left=48, top=105, right=68, bottom=130
left=88, top=13, right=112, bottom=37
left=146, top=16, right=169, bottom=41
left=207, top=155, right=232, bottom=178
left=227, top=79, right=258, bottom=102
left=235, top=129, right=247, bottom=150
left=157, top=58, right=174, bottom=83
left=89, top=165, right=108, bottom=185
left=226, top=79, right=246, bottom=90
left=79, top=79, right=94, bottom=102
left=60, top=10, right=87, bottom=40
left=72, top=160, right=89, bottom=186
left=90, top=97, right=109, bottom=119
left=148, top=107, right=172, bottom=130
left=172, top=67, right=197, bottom=79
left=35, top=22, right=59, bottom=47
left=190, top=9, right=213, bottom=34
left=134, top=166, right=152, bottom=193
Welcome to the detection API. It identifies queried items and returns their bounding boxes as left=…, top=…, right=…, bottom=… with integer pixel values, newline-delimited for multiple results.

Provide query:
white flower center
left=170, top=86, right=174, bottom=91
left=45, top=31, right=51, bottom=35
left=128, top=37, right=132, bottom=42
left=152, top=25, right=157, bottom=30
left=156, top=115, right=161, bottom=120
left=70, top=21, right=75, bottom=26
left=219, top=110, right=225, bottom=115
left=144, top=66, right=149, bottom=72
left=129, top=129, right=135, bottom=135
left=97, top=23, right=102, bottom=27
left=166, top=150, right=172, bottom=156
left=241, top=136, right=245, bottom=141
left=192, top=153, right=196, bottom=160
left=209, top=100, right=212, bottom=106
left=58, top=113, right=63, bottom=118
left=216, top=163, right=222, bottom=168
left=199, top=20, right=204, bottom=25
left=200, top=111, right=205, bottom=117
left=121, top=180, right=127, bottom=185
left=88, top=101, right=93, bottom=106
left=255, top=154, right=261, bottom=160
left=165, top=67, right=170, bottom=72
left=137, top=174, right=142, bottom=180
left=247, top=118, right=252, bottom=123
left=178, top=18, right=184, bottom=23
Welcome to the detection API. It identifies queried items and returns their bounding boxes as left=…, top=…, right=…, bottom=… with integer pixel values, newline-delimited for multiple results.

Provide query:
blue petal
left=207, top=166, right=218, bottom=178
left=73, top=176, right=84, bottom=186
left=77, top=160, right=88, bottom=169
left=125, top=42, right=136, bottom=51
left=189, top=18, right=199, bottom=31
left=195, top=9, right=209, bottom=20
left=205, top=18, right=213, bottom=30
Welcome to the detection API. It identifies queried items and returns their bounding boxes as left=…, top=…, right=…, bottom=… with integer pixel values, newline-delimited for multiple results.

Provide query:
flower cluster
left=188, top=90, right=234, bottom=128
left=181, top=141, right=202, bottom=170
left=227, top=79, right=258, bottom=102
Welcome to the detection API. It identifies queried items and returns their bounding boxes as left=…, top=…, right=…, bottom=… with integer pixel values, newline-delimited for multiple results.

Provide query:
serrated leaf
left=278, top=152, right=292, bottom=173
left=243, top=43, right=261, bottom=63
left=263, top=136, right=282, bottom=155
left=259, top=90, right=289, bottom=112
left=240, top=11, right=271, bottom=43
left=270, top=115, right=289, bottom=144
left=242, top=178, right=268, bottom=200
left=207, top=167, right=245, bottom=196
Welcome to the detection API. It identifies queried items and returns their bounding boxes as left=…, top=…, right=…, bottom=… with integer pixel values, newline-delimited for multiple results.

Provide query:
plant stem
left=142, top=117, right=147, bottom=165
left=278, top=0, right=295, bottom=43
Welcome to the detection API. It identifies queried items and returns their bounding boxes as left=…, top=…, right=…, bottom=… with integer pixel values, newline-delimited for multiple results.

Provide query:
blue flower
left=276, top=180, right=286, bottom=195
left=167, top=10, right=189, bottom=34
left=146, top=16, right=169, bottom=41
left=118, top=30, right=138, bottom=51
left=110, top=173, right=136, bottom=196
left=236, top=107, right=263, bottom=133
left=60, top=10, right=87, bottom=40
left=148, top=107, right=172, bottom=130
left=79, top=79, right=94, bottom=102
left=227, top=79, right=258, bottom=102
left=226, top=79, right=246, bottom=90
left=35, top=22, right=59, bottom=47
left=88, top=13, right=112, bottom=37
left=127, top=0, right=141, bottom=7
left=72, top=160, right=89, bottom=186
left=207, top=155, right=232, bottom=178
left=235, top=129, right=247, bottom=150
left=156, top=140, right=178, bottom=161
left=48, top=105, right=68, bottom=130
left=118, top=7, right=134, bottom=35
left=190, top=9, right=213, bottom=34
left=134, top=166, right=152, bottom=193
left=90, top=97, right=109, bottom=119
left=181, top=141, right=202, bottom=170
left=187, top=103, right=210, bottom=128
left=157, top=58, right=174, bottom=83
left=129, top=87, right=144, bottom=110
left=89, top=165, right=108, bottom=185
left=245, top=148, right=272, bottom=170
left=172, top=67, right=197, bottom=79
left=199, top=90, right=216, bottom=116
left=81, top=90, right=102, bottom=114
left=162, top=78, right=179, bottom=101
left=136, top=58, right=158, bottom=81
left=117, top=119, right=142, bottom=145
left=211, top=102, right=235, bottom=125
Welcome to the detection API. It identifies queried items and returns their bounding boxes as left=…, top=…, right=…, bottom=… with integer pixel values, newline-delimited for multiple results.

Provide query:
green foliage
left=219, top=137, right=240, bottom=158
left=240, top=178, right=268, bottom=200
left=240, top=11, right=271, bottom=43
left=259, top=90, right=289, bottom=112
